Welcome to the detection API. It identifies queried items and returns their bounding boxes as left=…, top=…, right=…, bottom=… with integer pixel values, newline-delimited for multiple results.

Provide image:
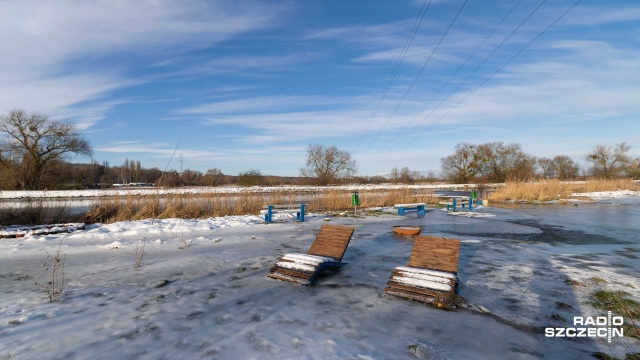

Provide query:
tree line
left=1, top=109, right=637, bottom=190
left=441, top=141, right=639, bottom=183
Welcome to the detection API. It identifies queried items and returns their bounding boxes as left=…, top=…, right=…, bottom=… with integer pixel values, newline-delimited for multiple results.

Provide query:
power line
left=374, top=0, right=525, bottom=161
left=353, top=0, right=432, bottom=155
left=363, top=0, right=471, bottom=152
left=358, top=0, right=548, bottom=168
left=380, top=0, right=584, bottom=161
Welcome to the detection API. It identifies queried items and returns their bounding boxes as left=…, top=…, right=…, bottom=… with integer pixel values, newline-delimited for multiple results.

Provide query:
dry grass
left=0, top=198, right=78, bottom=226
left=488, top=179, right=638, bottom=202
left=84, top=189, right=441, bottom=224
left=31, top=240, right=66, bottom=302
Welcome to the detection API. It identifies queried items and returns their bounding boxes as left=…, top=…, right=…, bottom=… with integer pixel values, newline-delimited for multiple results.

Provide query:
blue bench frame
left=264, top=204, right=306, bottom=223
left=442, top=197, right=474, bottom=211
left=395, top=203, right=426, bottom=217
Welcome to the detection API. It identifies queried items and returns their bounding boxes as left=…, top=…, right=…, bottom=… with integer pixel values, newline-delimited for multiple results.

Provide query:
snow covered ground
left=1, top=192, right=639, bottom=359
left=0, top=183, right=478, bottom=199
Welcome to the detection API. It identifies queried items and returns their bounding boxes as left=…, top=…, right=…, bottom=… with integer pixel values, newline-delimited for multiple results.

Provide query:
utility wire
left=383, top=0, right=584, bottom=160
left=353, top=0, right=432, bottom=155
left=376, top=0, right=524, bottom=160
left=368, top=0, right=545, bottom=166
left=363, top=0, right=470, bottom=152
left=359, top=0, right=547, bottom=168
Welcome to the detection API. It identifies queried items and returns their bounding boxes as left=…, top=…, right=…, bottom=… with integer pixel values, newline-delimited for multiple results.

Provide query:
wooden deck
left=266, top=224, right=355, bottom=285
left=307, top=225, right=355, bottom=260
left=408, top=235, right=460, bottom=274
left=384, top=235, right=461, bottom=310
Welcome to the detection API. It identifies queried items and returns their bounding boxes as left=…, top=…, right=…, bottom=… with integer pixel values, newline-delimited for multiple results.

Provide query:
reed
left=84, top=188, right=442, bottom=224
left=488, top=179, right=638, bottom=202
left=0, top=198, right=77, bottom=226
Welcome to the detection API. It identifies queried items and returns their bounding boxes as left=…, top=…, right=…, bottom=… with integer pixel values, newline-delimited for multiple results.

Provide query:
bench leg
left=418, top=205, right=425, bottom=217
left=452, top=198, right=457, bottom=211
left=468, top=197, right=473, bottom=211
left=299, top=204, right=305, bottom=222
left=265, top=205, right=273, bottom=223
left=398, top=208, right=405, bottom=216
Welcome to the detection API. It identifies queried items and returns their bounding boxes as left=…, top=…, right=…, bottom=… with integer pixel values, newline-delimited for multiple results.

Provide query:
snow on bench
left=393, top=203, right=426, bottom=216
left=436, top=196, right=473, bottom=211
left=262, top=204, right=307, bottom=223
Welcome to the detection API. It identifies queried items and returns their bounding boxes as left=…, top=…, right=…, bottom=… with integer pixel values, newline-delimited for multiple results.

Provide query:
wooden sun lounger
left=384, top=235, right=461, bottom=310
left=266, top=224, right=355, bottom=285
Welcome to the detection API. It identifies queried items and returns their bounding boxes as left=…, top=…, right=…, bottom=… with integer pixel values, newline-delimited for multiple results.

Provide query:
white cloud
left=0, top=0, right=287, bottom=123
left=562, top=5, right=640, bottom=26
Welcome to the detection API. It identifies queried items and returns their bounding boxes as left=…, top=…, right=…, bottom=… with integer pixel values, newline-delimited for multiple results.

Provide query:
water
left=494, top=198, right=640, bottom=245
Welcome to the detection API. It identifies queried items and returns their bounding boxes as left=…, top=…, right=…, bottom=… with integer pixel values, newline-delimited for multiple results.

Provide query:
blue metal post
left=398, top=207, right=405, bottom=216
left=266, top=205, right=273, bottom=223
left=468, top=197, right=473, bottom=211
left=299, top=204, right=305, bottom=222
left=452, top=198, right=457, bottom=211
left=418, top=205, right=425, bottom=217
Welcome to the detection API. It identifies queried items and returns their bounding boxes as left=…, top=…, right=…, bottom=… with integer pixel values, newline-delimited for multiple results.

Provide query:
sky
left=1, top=0, right=639, bottom=177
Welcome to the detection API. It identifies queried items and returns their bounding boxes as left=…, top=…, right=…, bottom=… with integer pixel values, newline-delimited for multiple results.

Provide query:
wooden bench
left=266, top=224, right=355, bottom=285
left=263, top=204, right=307, bottom=223
left=436, top=196, right=473, bottom=211
left=393, top=203, right=426, bottom=216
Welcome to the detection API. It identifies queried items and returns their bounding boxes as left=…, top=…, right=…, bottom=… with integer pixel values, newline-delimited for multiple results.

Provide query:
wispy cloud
left=561, top=5, right=640, bottom=25
left=0, top=0, right=288, bottom=123
left=179, top=95, right=352, bottom=115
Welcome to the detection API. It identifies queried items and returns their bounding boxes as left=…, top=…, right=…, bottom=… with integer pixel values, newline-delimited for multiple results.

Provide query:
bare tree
left=552, top=155, right=580, bottom=180
left=300, top=144, right=357, bottom=185
left=537, top=157, right=555, bottom=179
left=586, top=143, right=631, bottom=179
left=475, top=142, right=535, bottom=182
left=203, top=168, right=225, bottom=186
left=0, top=109, right=92, bottom=190
left=440, top=143, right=482, bottom=183
left=237, top=169, right=263, bottom=186
left=627, top=157, right=640, bottom=179
left=389, top=167, right=400, bottom=183
left=399, top=166, right=413, bottom=184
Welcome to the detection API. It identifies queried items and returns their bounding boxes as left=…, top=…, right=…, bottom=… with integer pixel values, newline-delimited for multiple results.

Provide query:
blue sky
left=1, top=0, right=639, bottom=177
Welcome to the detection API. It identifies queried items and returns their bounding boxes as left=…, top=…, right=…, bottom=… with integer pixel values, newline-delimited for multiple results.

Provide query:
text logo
left=545, top=311, right=624, bottom=343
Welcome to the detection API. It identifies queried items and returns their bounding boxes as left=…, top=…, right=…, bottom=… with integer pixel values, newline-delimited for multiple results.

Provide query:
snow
left=275, top=261, right=316, bottom=272
left=572, top=190, right=640, bottom=199
left=391, top=275, right=452, bottom=292
left=282, top=253, right=334, bottom=265
left=0, top=183, right=478, bottom=199
left=0, top=190, right=639, bottom=358
left=277, top=254, right=336, bottom=272
left=395, top=266, right=457, bottom=280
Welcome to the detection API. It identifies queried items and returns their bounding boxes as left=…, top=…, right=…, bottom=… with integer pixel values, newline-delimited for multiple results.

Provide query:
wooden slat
left=268, top=266, right=314, bottom=280
left=383, top=288, right=439, bottom=304
left=266, top=272, right=310, bottom=285
left=385, top=279, right=452, bottom=297
left=408, top=235, right=460, bottom=274
left=307, top=224, right=355, bottom=261
left=390, top=269, right=456, bottom=288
